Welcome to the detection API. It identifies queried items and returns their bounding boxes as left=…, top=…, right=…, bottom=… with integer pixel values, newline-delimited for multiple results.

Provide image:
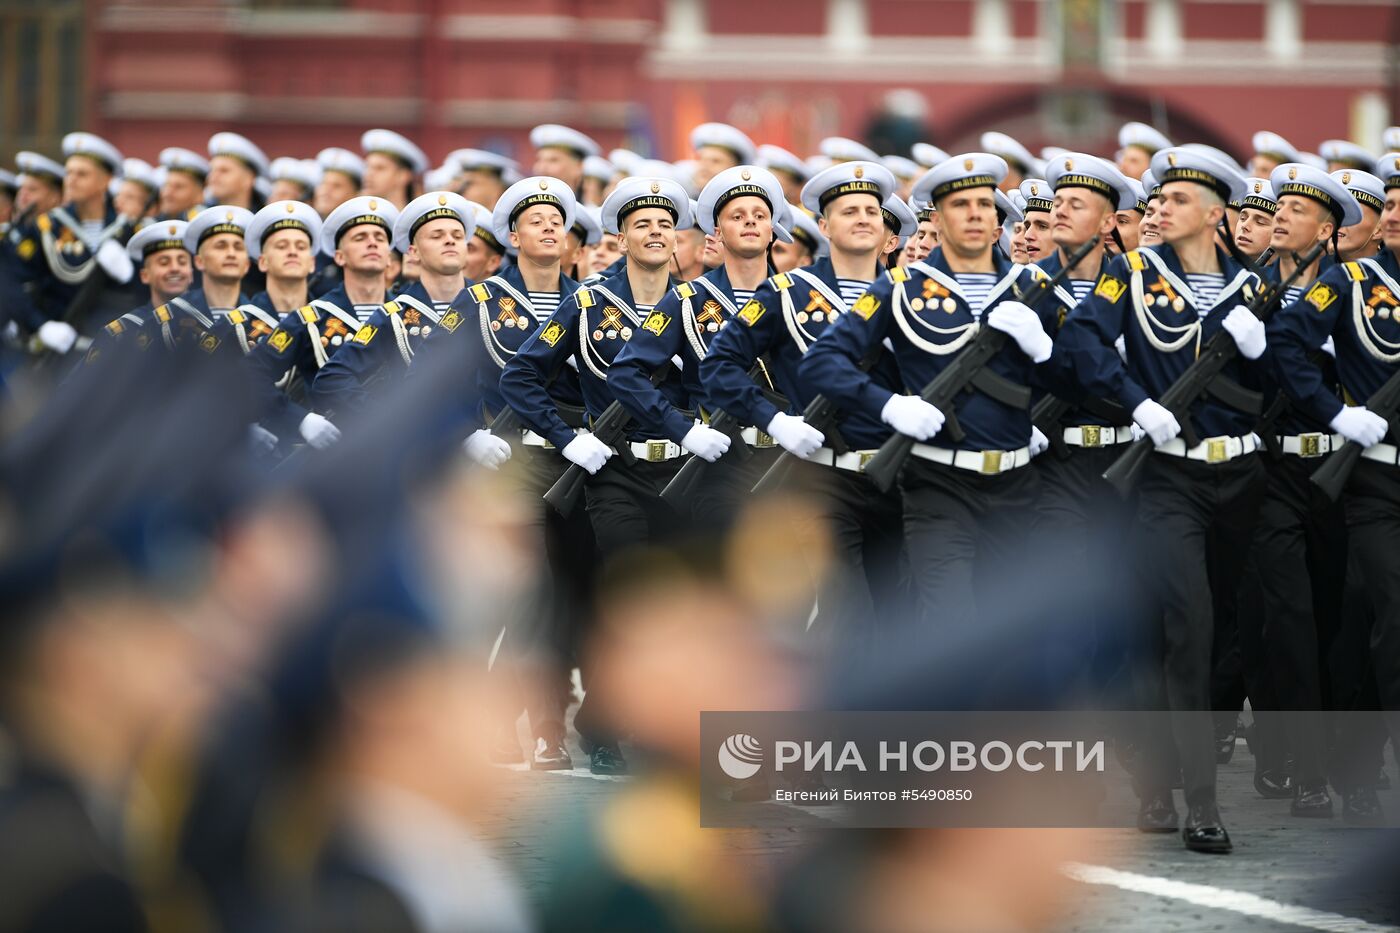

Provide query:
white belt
left=910, top=443, right=1032, bottom=474
left=1361, top=442, right=1400, bottom=466
left=739, top=426, right=777, bottom=449
left=1063, top=425, right=1135, bottom=448
left=627, top=439, right=684, bottom=462
left=1277, top=432, right=1343, bottom=458
left=1155, top=434, right=1258, bottom=463
left=809, top=446, right=880, bottom=473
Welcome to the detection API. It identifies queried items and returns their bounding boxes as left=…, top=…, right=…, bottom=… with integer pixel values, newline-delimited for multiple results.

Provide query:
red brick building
left=3, top=0, right=1397, bottom=170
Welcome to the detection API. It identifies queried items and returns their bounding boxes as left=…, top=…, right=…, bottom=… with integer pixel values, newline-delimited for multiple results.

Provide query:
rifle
left=1310, top=368, right=1400, bottom=501
left=543, top=363, right=673, bottom=516
left=861, top=236, right=1102, bottom=493
left=1030, top=392, right=1131, bottom=459
left=656, top=362, right=767, bottom=510
left=1102, top=240, right=1329, bottom=497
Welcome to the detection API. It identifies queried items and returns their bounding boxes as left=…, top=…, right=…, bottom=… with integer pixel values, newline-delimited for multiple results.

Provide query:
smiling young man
left=1265, top=153, right=1400, bottom=823
left=700, top=160, right=909, bottom=660
left=313, top=192, right=472, bottom=414
left=1056, top=147, right=1265, bottom=853
left=1016, top=178, right=1054, bottom=264
left=1332, top=169, right=1386, bottom=262
left=500, top=176, right=694, bottom=775
left=83, top=219, right=192, bottom=361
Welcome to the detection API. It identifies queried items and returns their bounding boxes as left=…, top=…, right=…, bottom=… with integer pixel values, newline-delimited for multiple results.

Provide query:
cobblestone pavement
left=478, top=718, right=1400, bottom=931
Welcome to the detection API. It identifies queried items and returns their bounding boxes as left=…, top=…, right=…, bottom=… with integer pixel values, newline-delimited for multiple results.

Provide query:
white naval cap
left=1141, top=168, right=1160, bottom=200
left=912, top=153, right=1008, bottom=207
left=608, top=148, right=646, bottom=176
left=1297, top=152, right=1328, bottom=171
left=1151, top=147, right=1247, bottom=205
left=0, top=170, right=15, bottom=192
left=270, top=156, right=321, bottom=191
left=1384, top=128, right=1400, bottom=153
left=756, top=144, right=809, bottom=181
left=183, top=205, right=254, bottom=253
left=208, top=132, right=269, bottom=177
left=979, top=132, right=1037, bottom=174
left=882, top=155, right=921, bottom=182
left=571, top=203, right=603, bottom=246
left=802, top=160, right=896, bottom=215
left=820, top=136, right=880, bottom=164
left=602, top=176, right=693, bottom=233
left=994, top=189, right=1023, bottom=225
left=393, top=191, right=475, bottom=253
left=1379, top=153, right=1400, bottom=191
left=127, top=219, right=190, bottom=262
left=1118, top=121, right=1172, bottom=154
left=1044, top=152, right=1137, bottom=211
left=1270, top=163, right=1362, bottom=227
left=1181, top=143, right=1248, bottom=176
left=320, top=195, right=400, bottom=256
left=449, top=148, right=521, bottom=184
left=1235, top=177, right=1278, bottom=214
left=361, top=128, right=428, bottom=175
left=246, top=200, right=323, bottom=260
left=317, top=147, right=366, bottom=184
left=16, top=151, right=65, bottom=183
left=530, top=124, right=600, bottom=160
left=1251, top=131, right=1298, bottom=165
left=881, top=194, right=917, bottom=237
left=1017, top=178, right=1052, bottom=214
left=1006, top=189, right=1027, bottom=218
left=583, top=155, right=616, bottom=185
left=691, top=122, right=757, bottom=165
left=465, top=202, right=507, bottom=255
left=1040, top=146, right=1069, bottom=162
left=1318, top=140, right=1377, bottom=173
left=695, top=165, right=792, bottom=241
left=491, top=176, right=578, bottom=244
left=120, top=158, right=159, bottom=192
left=673, top=161, right=700, bottom=193
left=911, top=143, right=950, bottom=169
left=254, top=177, right=272, bottom=200
left=158, top=147, right=209, bottom=181
left=422, top=164, right=457, bottom=192
left=1124, top=176, right=1148, bottom=213
left=785, top=204, right=828, bottom=259
left=62, top=132, right=122, bottom=174
left=1333, top=169, right=1386, bottom=216
left=805, top=154, right=834, bottom=177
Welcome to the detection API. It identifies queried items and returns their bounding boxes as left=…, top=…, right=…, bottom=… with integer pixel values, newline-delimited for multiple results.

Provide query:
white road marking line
left=492, top=762, right=634, bottom=783
left=1064, top=862, right=1400, bottom=933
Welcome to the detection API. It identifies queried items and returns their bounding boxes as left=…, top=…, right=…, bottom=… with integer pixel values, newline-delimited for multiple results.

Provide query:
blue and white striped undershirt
left=353, top=303, right=381, bottom=324
left=1283, top=285, right=1303, bottom=305
left=1184, top=273, right=1226, bottom=315
left=1069, top=279, right=1095, bottom=304
left=527, top=290, right=561, bottom=322
left=837, top=278, right=873, bottom=307
left=953, top=273, right=999, bottom=316
left=731, top=288, right=755, bottom=307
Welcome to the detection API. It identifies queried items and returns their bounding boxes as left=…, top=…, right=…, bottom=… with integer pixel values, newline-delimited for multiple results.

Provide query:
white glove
left=36, top=320, right=78, bottom=354
left=463, top=428, right=512, bottom=469
left=1321, top=336, right=1336, bottom=359
left=562, top=433, right=613, bottom=474
left=681, top=423, right=731, bottom=463
left=766, top=412, right=825, bottom=459
left=1221, top=306, right=1266, bottom=360
left=1030, top=425, right=1049, bottom=458
left=95, top=239, right=134, bottom=283
left=1132, top=399, right=1181, bottom=447
left=1330, top=406, right=1388, bottom=448
left=986, top=300, right=1053, bottom=363
left=248, top=424, right=279, bottom=454
left=298, top=412, right=341, bottom=449
left=880, top=395, right=945, bottom=441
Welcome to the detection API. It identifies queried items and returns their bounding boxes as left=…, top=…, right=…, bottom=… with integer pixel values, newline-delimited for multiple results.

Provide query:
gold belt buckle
left=1298, top=433, right=1322, bottom=457
left=1081, top=425, right=1102, bottom=447
left=858, top=451, right=875, bottom=472
left=755, top=430, right=775, bottom=449
left=1205, top=437, right=1229, bottom=463
left=981, top=450, right=1004, bottom=474
left=646, top=440, right=669, bottom=462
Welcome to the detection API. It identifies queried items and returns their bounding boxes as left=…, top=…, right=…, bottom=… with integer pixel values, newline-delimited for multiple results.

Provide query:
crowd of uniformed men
left=2, top=114, right=1400, bottom=903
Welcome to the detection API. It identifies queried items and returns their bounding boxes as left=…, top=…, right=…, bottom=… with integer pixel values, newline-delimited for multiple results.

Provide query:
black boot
left=1182, top=802, right=1232, bottom=853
